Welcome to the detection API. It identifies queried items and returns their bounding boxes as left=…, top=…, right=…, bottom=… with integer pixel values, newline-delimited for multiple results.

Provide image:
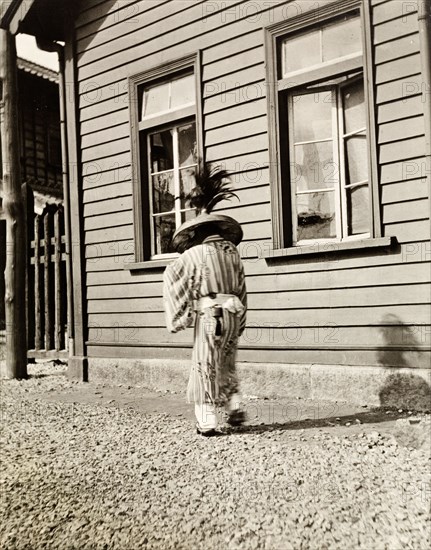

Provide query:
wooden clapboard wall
left=74, top=0, right=430, bottom=368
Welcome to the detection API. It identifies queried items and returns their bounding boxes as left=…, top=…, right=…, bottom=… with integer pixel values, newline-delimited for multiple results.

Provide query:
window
left=289, top=77, right=369, bottom=242
left=146, top=121, right=197, bottom=255
left=265, top=1, right=379, bottom=249
left=129, top=55, right=202, bottom=261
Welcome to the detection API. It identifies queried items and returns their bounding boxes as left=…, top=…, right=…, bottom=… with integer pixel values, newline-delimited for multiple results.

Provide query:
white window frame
left=288, top=75, right=371, bottom=245
left=264, top=0, right=380, bottom=251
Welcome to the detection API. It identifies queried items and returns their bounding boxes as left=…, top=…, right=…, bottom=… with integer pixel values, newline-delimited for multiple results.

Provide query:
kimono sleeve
left=163, top=257, right=195, bottom=333
left=238, top=260, right=247, bottom=336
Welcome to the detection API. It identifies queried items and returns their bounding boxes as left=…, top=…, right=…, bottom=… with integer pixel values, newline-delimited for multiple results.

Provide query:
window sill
left=262, top=236, right=396, bottom=261
left=124, top=259, right=174, bottom=271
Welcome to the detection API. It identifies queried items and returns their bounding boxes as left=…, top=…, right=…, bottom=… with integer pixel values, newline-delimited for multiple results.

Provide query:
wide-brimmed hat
left=171, top=165, right=243, bottom=253
left=172, top=211, right=243, bottom=253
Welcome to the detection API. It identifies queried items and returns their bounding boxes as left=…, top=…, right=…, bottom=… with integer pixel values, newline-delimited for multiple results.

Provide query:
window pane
left=347, top=184, right=369, bottom=235
left=171, top=74, right=195, bottom=109
left=342, top=79, right=365, bottom=134
left=322, top=17, right=362, bottom=62
left=283, top=30, right=320, bottom=75
left=341, top=80, right=366, bottom=134
left=282, top=16, right=361, bottom=76
left=178, top=122, right=197, bottom=167
left=150, top=130, right=173, bottom=172
left=296, top=191, right=336, bottom=240
left=154, top=214, right=176, bottom=255
left=141, top=73, right=195, bottom=119
left=180, top=167, right=196, bottom=209
left=293, top=141, right=336, bottom=191
left=345, top=134, right=368, bottom=184
left=292, top=92, right=333, bottom=142
left=152, top=172, right=175, bottom=214
left=142, top=82, right=169, bottom=118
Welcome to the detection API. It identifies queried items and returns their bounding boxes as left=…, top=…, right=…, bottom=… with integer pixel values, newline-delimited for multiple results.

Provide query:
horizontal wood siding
left=74, top=0, right=430, bottom=368
left=374, top=0, right=430, bottom=248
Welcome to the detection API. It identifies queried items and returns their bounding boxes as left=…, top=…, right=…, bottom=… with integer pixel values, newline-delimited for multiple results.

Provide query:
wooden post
left=64, top=36, right=87, bottom=380
left=0, top=30, right=27, bottom=379
left=34, top=215, right=42, bottom=351
left=57, top=48, right=74, bottom=356
left=54, top=209, right=62, bottom=351
left=43, top=210, right=52, bottom=350
left=22, top=182, right=35, bottom=356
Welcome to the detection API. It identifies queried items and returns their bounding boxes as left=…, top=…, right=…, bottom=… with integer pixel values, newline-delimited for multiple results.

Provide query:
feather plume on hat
left=185, top=165, right=238, bottom=214
left=171, top=164, right=243, bottom=253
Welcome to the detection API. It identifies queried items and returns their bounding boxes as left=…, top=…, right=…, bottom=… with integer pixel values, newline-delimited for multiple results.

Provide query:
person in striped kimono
left=163, top=167, right=247, bottom=436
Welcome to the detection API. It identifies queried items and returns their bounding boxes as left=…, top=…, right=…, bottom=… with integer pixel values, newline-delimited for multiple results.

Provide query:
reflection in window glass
left=178, top=122, right=197, bottom=167
left=289, top=77, right=370, bottom=242
left=148, top=122, right=197, bottom=255
left=292, top=92, right=333, bottom=143
left=155, top=214, right=176, bottom=255
left=297, top=191, right=336, bottom=240
left=152, top=172, right=175, bottom=214
left=150, top=130, right=174, bottom=172
left=180, top=167, right=196, bottom=209
left=293, top=141, right=335, bottom=191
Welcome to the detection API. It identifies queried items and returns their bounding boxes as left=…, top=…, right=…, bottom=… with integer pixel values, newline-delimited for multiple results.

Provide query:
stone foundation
left=84, top=358, right=431, bottom=412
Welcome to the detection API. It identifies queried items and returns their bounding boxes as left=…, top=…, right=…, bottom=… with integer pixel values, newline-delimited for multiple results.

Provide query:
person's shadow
left=224, top=315, right=430, bottom=436
left=376, top=314, right=430, bottom=411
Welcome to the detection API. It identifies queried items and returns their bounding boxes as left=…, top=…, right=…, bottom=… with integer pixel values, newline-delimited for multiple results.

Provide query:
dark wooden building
left=3, top=0, right=430, bottom=408
left=0, top=57, right=62, bottom=344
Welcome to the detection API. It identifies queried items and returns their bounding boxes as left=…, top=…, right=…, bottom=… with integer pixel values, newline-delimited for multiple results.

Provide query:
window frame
left=288, top=75, right=371, bottom=244
left=264, top=0, right=380, bottom=251
left=128, top=52, right=203, bottom=263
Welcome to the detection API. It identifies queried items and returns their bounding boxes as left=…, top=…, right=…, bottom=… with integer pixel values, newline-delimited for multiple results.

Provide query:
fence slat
left=54, top=210, right=62, bottom=351
left=22, top=182, right=35, bottom=351
left=29, top=203, right=67, bottom=356
left=34, top=215, right=42, bottom=350
left=44, top=212, right=52, bottom=350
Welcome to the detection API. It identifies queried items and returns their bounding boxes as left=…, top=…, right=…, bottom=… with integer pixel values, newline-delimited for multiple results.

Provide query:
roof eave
left=1, top=0, right=76, bottom=41
left=0, top=0, right=36, bottom=34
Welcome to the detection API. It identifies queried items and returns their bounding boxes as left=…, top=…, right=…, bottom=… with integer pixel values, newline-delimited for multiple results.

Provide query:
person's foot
left=227, top=410, right=247, bottom=426
left=196, top=424, right=221, bottom=437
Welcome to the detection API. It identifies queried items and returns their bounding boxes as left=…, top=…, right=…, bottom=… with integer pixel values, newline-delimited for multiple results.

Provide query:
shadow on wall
left=377, top=314, right=430, bottom=411
left=77, top=0, right=121, bottom=52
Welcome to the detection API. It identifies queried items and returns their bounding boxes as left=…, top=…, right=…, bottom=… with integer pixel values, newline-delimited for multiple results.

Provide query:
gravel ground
left=1, top=362, right=430, bottom=550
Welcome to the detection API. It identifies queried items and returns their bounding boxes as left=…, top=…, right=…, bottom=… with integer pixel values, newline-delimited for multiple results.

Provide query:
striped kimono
left=163, top=236, right=247, bottom=406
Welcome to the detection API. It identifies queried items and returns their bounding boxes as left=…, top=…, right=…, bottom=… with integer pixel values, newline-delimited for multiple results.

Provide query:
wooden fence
left=24, top=184, right=68, bottom=360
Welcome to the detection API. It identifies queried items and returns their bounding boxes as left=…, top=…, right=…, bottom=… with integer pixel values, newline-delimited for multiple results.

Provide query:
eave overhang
left=0, top=0, right=76, bottom=41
